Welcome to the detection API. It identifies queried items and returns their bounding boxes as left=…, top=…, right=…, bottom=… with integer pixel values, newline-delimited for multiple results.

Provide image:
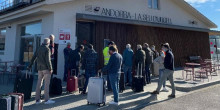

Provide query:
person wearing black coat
left=68, top=45, right=84, bottom=76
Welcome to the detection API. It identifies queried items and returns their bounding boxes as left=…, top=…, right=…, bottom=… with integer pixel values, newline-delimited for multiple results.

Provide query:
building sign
left=85, top=5, right=172, bottom=24
left=59, top=29, right=71, bottom=45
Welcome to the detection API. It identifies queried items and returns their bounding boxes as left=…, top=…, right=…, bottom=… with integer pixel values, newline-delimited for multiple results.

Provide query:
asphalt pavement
left=141, top=84, right=220, bottom=110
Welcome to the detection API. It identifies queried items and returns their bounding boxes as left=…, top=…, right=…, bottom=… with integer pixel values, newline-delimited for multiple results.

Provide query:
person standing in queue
left=103, top=41, right=115, bottom=91
left=99, top=46, right=123, bottom=105
left=28, top=38, right=55, bottom=104
left=69, top=45, right=84, bottom=76
left=143, top=43, right=153, bottom=84
left=122, top=44, right=134, bottom=86
left=82, top=44, right=98, bottom=94
left=63, top=42, right=72, bottom=82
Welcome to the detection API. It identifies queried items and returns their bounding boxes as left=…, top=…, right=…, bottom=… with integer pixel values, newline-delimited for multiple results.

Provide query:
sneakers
left=161, top=88, right=169, bottom=92
left=151, top=90, right=159, bottom=95
left=44, top=100, right=55, bottom=104
left=35, top=100, right=43, bottom=105
left=109, top=101, right=119, bottom=105
left=168, top=94, right=176, bottom=98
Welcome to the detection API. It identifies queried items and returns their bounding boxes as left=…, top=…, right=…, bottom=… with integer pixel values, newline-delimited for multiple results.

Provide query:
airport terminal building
left=0, top=0, right=218, bottom=78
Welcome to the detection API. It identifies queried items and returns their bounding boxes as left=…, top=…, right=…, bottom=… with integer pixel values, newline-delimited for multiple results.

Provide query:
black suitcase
left=49, top=77, right=62, bottom=96
left=119, top=72, right=125, bottom=93
left=14, top=71, right=33, bottom=101
left=132, top=64, right=144, bottom=92
left=0, top=95, right=12, bottom=110
left=10, top=95, right=19, bottom=110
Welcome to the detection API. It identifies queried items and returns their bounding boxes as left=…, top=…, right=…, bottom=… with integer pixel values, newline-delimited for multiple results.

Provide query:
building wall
left=0, top=13, right=54, bottom=63
left=95, top=21, right=211, bottom=68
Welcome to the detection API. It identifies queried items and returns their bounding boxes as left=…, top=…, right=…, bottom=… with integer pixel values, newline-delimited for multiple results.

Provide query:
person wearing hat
left=63, top=42, right=72, bottom=81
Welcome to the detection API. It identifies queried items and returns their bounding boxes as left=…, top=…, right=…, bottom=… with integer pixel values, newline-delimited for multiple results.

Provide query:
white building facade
left=0, top=0, right=217, bottom=79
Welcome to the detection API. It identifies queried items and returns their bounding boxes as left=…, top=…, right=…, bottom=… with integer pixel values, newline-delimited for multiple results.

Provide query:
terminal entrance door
left=20, top=35, right=41, bottom=72
left=76, top=21, right=95, bottom=50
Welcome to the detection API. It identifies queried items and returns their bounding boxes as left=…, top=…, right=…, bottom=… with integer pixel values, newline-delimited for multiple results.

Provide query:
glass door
left=20, top=35, right=41, bottom=72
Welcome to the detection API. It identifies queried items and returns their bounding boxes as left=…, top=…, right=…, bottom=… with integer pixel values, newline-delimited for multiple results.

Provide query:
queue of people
left=28, top=34, right=175, bottom=105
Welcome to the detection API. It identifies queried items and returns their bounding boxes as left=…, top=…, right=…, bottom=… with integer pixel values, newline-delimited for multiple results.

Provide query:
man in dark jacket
left=135, top=45, right=146, bottom=81
left=151, top=43, right=175, bottom=98
left=28, top=38, right=55, bottom=104
left=82, top=44, right=98, bottom=94
left=63, top=42, right=72, bottom=81
left=123, top=44, right=134, bottom=86
left=143, top=43, right=153, bottom=84
left=68, top=45, right=84, bottom=76
left=99, top=46, right=123, bottom=105
left=135, top=45, right=146, bottom=67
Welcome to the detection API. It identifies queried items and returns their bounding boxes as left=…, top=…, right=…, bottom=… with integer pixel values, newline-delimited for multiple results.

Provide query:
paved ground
left=0, top=69, right=219, bottom=110
left=142, top=84, right=220, bottom=110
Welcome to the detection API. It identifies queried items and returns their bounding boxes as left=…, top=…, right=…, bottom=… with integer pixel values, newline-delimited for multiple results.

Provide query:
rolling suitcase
left=132, top=63, right=144, bottom=92
left=66, top=69, right=78, bottom=93
left=87, top=73, right=106, bottom=107
left=9, top=95, right=19, bottom=110
left=13, top=70, right=33, bottom=101
left=8, top=93, right=24, bottom=110
left=0, top=95, right=12, bottom=110
left=78, top=74, right=86, bottom=93
left=119, top=72, right=125, bottom=93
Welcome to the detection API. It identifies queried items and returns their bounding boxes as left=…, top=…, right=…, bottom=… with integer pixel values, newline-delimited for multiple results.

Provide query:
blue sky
left=185, top=0, right=220, bottom=31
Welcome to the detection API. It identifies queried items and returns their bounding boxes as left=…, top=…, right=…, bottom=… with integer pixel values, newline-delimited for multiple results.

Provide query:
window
left=0, top=29, right=6, bottom=51
left=21, top=22, right=42, bottom=36
left=148, top=0, right=159, bottom=9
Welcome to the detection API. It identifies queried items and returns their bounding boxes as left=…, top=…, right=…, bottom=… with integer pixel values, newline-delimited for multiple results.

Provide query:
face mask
left=67, top=45, right=71, bottom=48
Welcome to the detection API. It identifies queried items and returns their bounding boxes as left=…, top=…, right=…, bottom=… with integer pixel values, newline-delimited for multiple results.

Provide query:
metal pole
left=215, top=38, right=218, bottom=61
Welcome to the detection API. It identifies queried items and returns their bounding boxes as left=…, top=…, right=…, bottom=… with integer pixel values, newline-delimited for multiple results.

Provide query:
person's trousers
left=109, top=73, right=120, bottom=102
left=156, top=69, right=175, bottom=95
left=36, top=70, right=51, bottom=101
left=123, top=65, right=132, bottom=85
left=159, top=69, right=166, bottom=88
left=63, top=63, right=68, bottom=81
left=145, top=64, right=151, bottom=84
left=107, top=74, right=112, bottom=91
left=83, top=70, right=96, bottom=92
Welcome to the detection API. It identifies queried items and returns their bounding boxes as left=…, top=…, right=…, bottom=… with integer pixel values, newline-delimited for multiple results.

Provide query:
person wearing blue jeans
left=154, top=50, right=168, bottom=92
left=159, top=69, right=168, bottom=92
left=83, top=70, right=96, bottom=93
left=109, top=73, right=120, bottom=103
left=123, top=65, right=132, bottom=86
left=122, top=44, right=133, bottom=86
left=99, top=46, right=123, bottom=105
left=82, top=44, right=98, bottom=94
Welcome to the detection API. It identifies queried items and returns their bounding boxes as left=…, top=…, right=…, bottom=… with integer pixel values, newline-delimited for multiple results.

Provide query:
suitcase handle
left=71, top=69, right=76, bottom=77
left=98, top=72, right=103, bottom=78
left=136, top=63, right=142, bottom=78
left=26, top=70, right=32, bottom=79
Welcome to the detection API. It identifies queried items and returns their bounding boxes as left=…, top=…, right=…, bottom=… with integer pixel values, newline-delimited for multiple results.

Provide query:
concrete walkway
left=0, top=69, right=219, bottom=110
